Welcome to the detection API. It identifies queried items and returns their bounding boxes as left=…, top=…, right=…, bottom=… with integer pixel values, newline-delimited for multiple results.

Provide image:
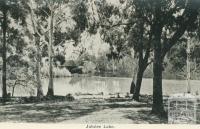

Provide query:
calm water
left=3, top=76, right=200, bottom=96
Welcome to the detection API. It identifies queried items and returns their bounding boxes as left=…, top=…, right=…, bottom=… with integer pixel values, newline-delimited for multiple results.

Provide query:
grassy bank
left=2, top=94, right=200, bottom=124
left=0, top=95, right=167, bottom=123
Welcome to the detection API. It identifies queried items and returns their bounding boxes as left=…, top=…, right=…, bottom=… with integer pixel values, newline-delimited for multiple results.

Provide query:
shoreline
left=43, top=75, right=200, bottom=81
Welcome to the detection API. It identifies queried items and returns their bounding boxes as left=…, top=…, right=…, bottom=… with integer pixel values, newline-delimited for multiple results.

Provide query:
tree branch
left=162, top=0, right=200, bottom=59
left=143, top=27, right=153, bottom=67
left=101, top=21, right=135, bottom=29
left=29, top=0, right=42, bottom=37
left=41, top=8, right=50, bottom=17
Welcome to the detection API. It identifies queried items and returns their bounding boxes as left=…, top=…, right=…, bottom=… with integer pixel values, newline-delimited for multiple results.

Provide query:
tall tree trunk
left=47, top=8, right=54, bottom=97
left=151, top=23, right=165, bottom=115
left=35, top=34, right=44, bottom=98
left=30, top=2, right=44, bottom=98
left=152, top=47, right=164, bottom=115
left=149, top=1, right=165, bottom=115
left=2, top=10, right=7, bottom=98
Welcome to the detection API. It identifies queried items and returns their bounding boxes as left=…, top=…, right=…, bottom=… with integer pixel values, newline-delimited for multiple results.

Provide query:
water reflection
left=1, top=77, right=200, bottom=97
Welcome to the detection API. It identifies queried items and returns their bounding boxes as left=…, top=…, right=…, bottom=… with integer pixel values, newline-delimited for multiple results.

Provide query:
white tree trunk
left=47, top=7, right=54, bottom=96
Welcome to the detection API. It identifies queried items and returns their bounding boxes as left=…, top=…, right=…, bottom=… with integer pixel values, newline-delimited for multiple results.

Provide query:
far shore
left=42, top=74, right=200, bottom=81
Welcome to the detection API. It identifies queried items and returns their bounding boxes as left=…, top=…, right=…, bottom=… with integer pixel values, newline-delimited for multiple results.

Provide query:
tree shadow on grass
left=124, top=109, right=168, bottom=124
left=99, top=98, right=152, bottom=109
left=0, top=101, right=104, bottom=123
left=0, top=99, right=164, bottom=123
left=105, top=103, right=151, bottom=109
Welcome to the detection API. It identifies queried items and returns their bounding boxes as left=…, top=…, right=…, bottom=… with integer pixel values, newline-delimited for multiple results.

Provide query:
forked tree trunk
left=47, top=8, right=54, bottom=97
left=130, top=58, right=138, bottom=94
left=132, top=66, right=145, bottom=101
left=2, top=10, right=8, bottom=98
left=130, top=20, right=147, bottom=101
left=130, top=81, right=136, bottom=94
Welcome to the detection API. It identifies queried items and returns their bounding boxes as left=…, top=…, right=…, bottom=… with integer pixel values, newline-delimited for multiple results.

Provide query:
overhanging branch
left=161, top=0, right=199, bottom=59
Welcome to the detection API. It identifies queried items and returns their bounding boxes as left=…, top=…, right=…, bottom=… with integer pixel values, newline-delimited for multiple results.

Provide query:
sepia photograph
left=0, top=0, right=200, bottom=128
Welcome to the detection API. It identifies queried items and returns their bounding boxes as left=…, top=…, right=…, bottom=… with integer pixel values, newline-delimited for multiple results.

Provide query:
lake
left=5, top=76, right=200, bottom=97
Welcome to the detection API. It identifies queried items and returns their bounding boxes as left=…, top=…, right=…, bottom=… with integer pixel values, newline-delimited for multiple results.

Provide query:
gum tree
left=94, top=0, right=153, bottom=101
left=149, top=0, right=200, bottom=115
left=0, top=0, right=26, bottom=98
